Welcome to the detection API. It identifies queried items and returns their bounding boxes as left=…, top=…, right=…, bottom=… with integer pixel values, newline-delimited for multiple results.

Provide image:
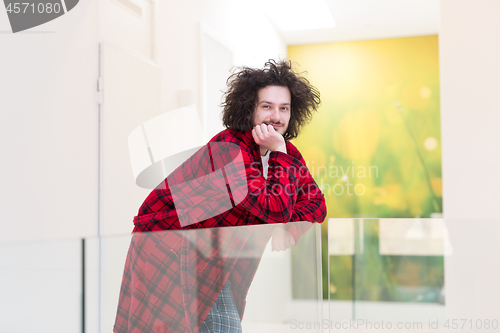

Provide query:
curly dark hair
left=221, top=59, right=321, bottom=141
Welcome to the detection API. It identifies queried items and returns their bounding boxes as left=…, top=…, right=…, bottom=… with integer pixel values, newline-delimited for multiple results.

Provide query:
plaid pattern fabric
left=198, top=280, right=242, bottom=333
left=114, top=225, right=269, bottom=333
left=114, top=129, right=326, bottom=333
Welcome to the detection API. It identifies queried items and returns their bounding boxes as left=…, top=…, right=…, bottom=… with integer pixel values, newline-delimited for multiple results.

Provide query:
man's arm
left=221, top=125, right=303, bottom=223
left=286, top=142, right=327, bottom=223
left=244, top=125, right=326, bottom=225
left=232, top=149, right=301, bottom=223
left=290, top=167, right=327, bottom=222
left=271, top=145, right=326, bottom=249
left=249, top=131, right=326, bottom=250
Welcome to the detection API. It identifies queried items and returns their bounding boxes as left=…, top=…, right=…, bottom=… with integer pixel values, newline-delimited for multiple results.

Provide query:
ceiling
left=275, top=0, right=440, bottom=45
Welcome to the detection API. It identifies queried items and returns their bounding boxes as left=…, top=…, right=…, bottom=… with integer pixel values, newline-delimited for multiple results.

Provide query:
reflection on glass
left=111, top=222, right=322, bottom=333
left=329, top=218, right=446, bottom=325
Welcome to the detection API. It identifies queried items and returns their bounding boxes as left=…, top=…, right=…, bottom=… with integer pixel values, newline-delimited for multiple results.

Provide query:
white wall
left=97, top=3, right=287, bottom=329
left=0, top=239, right=84, bottom=333
left=99, top=0, right=154, bottom=58
left=440, top=0, right=500, bottom=324
left=0, top=3, right=280, bottom=333
left=0, top=2, right=99, bottom=331
left=0, top=1, right=285, bottom=330
left=0, top=0, right=99, bottom=242
left=0, top=0, right=285, bottom=240
left=440, top=0, right=500, bottom=219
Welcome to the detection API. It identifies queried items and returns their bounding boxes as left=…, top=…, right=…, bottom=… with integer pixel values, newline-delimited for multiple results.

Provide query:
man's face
left=252, top=85, right=291, bottom=136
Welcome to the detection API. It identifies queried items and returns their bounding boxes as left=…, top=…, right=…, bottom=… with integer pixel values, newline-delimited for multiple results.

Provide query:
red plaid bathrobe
left=114, top=128, right=326, bottom=333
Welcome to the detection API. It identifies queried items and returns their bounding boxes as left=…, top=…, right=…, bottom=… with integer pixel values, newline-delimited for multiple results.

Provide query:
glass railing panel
left=0, top=238, right=84, bottom=333
left=100, top=233, right=132, bottom=333
left=0, top=221, right=322, bottom=333
left=327, top=218, right=355, bottom=325
left=353, top=218, right=445, bottom=329
left=83, top=236, right=101, bottom=333
left=103, top=221, right=323, bottom=333
left=328, top=218, right=500, bottom=332
left=3, top=219, right=499, bottom=332
left=442, top=219, right=500, bottom=333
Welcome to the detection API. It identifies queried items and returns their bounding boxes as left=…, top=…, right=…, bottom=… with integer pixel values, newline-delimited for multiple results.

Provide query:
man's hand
left=271, top=227, right=296, bottom=252
left=252, top=124, right=287, bottom=154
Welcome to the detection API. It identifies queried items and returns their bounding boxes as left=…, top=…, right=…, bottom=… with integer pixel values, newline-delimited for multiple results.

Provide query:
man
left=114, top=60, right=326, bottom=333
